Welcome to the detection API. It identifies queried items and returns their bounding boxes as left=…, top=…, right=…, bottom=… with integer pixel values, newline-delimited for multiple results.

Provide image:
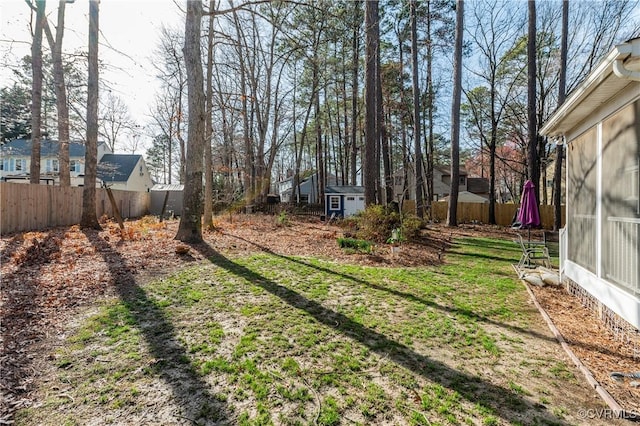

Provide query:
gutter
left=613, top=38, right=640, bottom=81
left=540, top=37, right=640, bottom=138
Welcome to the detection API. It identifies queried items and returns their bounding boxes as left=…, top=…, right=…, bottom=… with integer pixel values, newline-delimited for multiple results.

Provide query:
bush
left=276, top=211, right=289, bottom=227
left=354, top=205, right=401, bottom=243
left=340, top=205, right=423, bottom=244
left=400, top=214, right=422, bottom=240
left=336, top=237, right=372, bottom=254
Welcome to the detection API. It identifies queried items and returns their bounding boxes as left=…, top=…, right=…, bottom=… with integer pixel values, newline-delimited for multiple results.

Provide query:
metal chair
left=516, top=233, right=551, bottom=269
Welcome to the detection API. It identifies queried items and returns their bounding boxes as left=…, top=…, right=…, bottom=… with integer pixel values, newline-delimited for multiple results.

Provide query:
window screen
left=601, top=100, right=640, bottom=296
left=568, top=127, right=597, bottom=273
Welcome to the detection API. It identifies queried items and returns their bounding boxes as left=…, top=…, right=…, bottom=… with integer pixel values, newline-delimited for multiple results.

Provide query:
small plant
left=337, top=237, right=372, bottom=254
left=276, top=211, right=289, bottom=227
left=387, top=228, right=403, bottom=245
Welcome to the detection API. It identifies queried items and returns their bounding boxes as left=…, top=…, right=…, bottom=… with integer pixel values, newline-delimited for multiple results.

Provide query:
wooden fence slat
left=0, top=182, right=151, bottom=234
left=412, top=201, right=564, bottom=229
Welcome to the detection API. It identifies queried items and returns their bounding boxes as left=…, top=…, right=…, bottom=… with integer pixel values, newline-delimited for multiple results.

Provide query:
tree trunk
left=350, top=1, right=360, bottom=186
left=554, top=0, right=568, bottom=231
left=397, top=36, right=409, bottom=204
left=314, top=61, right=324, bottom=205
left=30, top=0, right=45, bottom=184
left=447, top=0, right=464, bottom=227
left=176, top=0, right=205, bottom=243
left=426, top=0, right=434, bottom=216
left=81, top=0, right=101, bottom=230
left=363, top=0, right=378, bottom=206
left=527, top=0, right=538, bottom=203
left=410, top=0, right=424, bottom=218
left=47, top=0, right=71, bottom=187
left=203, top=1, right=215, bottom=230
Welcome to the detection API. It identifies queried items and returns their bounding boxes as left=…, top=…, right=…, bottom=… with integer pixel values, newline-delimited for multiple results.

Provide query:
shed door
left=344, top=195, right=363, bottom=217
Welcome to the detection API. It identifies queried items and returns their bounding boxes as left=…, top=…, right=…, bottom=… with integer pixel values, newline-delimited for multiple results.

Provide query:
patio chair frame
left=516, top=233, right=551, bottom=269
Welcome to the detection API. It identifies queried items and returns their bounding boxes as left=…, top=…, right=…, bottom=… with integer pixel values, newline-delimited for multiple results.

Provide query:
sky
left=0, top=0, right=185, bottom=151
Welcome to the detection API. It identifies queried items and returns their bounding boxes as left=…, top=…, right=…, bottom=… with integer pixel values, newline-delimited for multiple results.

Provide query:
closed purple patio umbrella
left=517, top=180, right=540, bottom=240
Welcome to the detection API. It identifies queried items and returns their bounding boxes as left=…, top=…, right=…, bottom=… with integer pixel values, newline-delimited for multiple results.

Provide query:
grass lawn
left=16, top=237, right=592, bottom=425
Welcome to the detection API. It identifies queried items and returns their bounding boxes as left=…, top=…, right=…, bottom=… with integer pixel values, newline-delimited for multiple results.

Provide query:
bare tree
left=203, top=0, right=216, bottom=230
left=42, top=0, right=72, bottom=186
left=447, top=0, right=464, bottom=227
left=29, top=0, right=45, bottom=184
left=364, top=0, right=379, bottom=206
left=99, top=92, right=136, bottom=152
left=553, top=0, right=568, bottom=231
left=350, top=1, right=361, bottom=186
left=81, top=0, right=101, bottom=230
left=464, top=0, right=525, bottom=224
left=410, top=0, right=424, bottom=218
left=154, top=25, right=188, bottom=183
left=527, top=0, right=538, bottom=201
left=176, top=0, right=205, bottom=242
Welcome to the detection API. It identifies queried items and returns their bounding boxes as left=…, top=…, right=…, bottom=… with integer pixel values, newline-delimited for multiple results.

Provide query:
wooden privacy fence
left=0, top=182, right=150, bottom=234
left=402, top=200, right=565, bottom=229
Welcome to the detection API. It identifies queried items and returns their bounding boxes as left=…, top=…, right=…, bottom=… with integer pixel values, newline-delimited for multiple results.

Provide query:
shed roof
left=541, top=38, right=640, bottom=139
left=325, top=185, right=365, bottom=194
left=151, top=183, right=184, bottom=191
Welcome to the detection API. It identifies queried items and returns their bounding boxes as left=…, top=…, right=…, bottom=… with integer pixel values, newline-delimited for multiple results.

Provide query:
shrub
left=276, top=211, right=289, bottom=227
left=337, top=237, right=372, bottom=254
left=355, top=205, right=401, bottom=243
left=400, top=213, right=422, bottom=240
left=341, top=205, right=423, bottom=244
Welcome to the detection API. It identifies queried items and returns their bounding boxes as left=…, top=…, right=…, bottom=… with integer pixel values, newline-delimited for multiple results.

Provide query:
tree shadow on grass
left=83, top=230, right=230, bottom=424
left=223, top=234, right=558, bottom=342
left=230, top=234, right=638, bottom=363
left=190, top=242, right=570, bottom=425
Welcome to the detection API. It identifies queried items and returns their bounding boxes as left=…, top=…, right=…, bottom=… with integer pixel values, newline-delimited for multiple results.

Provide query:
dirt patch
left=0, top=214, right=637, bottom=423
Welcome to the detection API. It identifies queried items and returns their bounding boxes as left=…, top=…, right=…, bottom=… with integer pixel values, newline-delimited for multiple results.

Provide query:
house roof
left=0, top=138, right=87, bottom=157
left=442, top=191, right=488, bottom=203
left=325, top=185, right=365, bottom=194
left=435, top=165, right=468, bottom=176
left=467, top=177, right=490, bottom=194
left=541, top=37, right=640, bottom=139
left=151, top=183, right=184, bottom=191
left=98, top=154, right=141, bottom=183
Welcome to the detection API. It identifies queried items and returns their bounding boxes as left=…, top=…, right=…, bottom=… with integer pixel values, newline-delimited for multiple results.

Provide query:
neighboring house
left=0, top=138, right=107, bottom=183
left=98, top=154, right=153, bottom=192
left=540, top=37, right=640, bottom=330
left=393, top=165, right=489, bottom=201
left=0, top=139, right=152, bottom=192
left=442, top=191, right=488, bottom=204
left=325, top=185, right=365, bottom=218
left=278, top=172, right=338, bottom=203
left=543, top=158, right=566, bottom=205
left=466, top=177, right=490, bottom=200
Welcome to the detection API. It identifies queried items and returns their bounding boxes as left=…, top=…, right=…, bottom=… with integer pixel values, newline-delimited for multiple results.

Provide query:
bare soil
left=1, top=214, right=638, bottom=424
